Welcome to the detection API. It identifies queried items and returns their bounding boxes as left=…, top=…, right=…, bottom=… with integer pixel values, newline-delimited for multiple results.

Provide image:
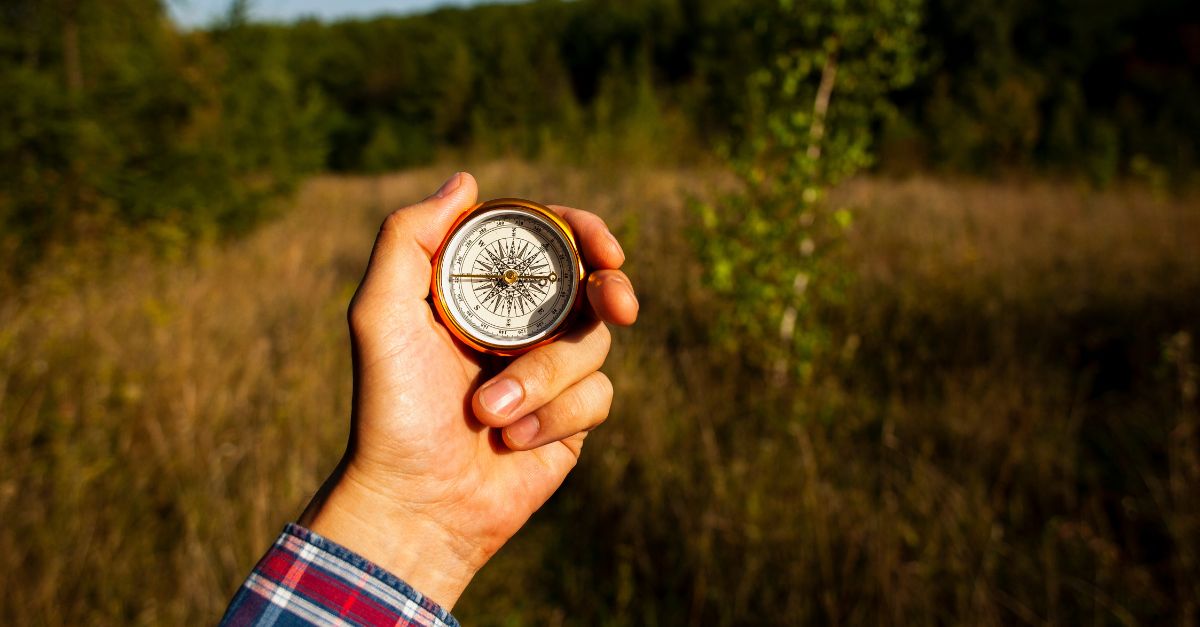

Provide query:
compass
left=430, top=198, right=587, bottom=356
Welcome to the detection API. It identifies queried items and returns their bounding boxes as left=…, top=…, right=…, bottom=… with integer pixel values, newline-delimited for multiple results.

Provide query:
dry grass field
left=1, top=161, right=1197, bottom=624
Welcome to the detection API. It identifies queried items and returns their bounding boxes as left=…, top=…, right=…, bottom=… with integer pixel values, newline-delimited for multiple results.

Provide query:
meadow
left=1, top=162, right=1197, bottom=625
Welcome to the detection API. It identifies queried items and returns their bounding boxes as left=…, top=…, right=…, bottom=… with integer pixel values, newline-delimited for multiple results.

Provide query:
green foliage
left=206, top=10, right=327, bottom=217
left=4, top=0, right=1197, bottom=269
left=908, top=0, right=1199, bottom=179
left=693, top=0, right=922, bottom=384
left=0, top=0, right=325, bottom=267
left=269, top=0, right=1187, bottom=182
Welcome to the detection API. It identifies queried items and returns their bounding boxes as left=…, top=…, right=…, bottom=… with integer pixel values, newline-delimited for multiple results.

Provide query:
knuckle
left=585, top=408, right=610, bottom=431
left=380, top=209, right=407, bottom=233
left=588, top=323, right=612, bottom=361
left=574, top=373, right=612, bottom=431
left=574, top=210, right=599, bottom=227
left=524, top=348, right=564, bottom=393
left=558, top=391, right=589, bottom=424
left=346, top=293, right=372, bottom=333
left=594, top=372, right=614, bottom=403
left=590, top=374, right=614, bottom=423
left=588, top=405, right=614, bottom=430
left=380, top=206, right=425, bottom=241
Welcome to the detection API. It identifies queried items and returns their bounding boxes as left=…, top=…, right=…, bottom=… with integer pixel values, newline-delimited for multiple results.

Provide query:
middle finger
left=472, top=320, right=611, bottom=427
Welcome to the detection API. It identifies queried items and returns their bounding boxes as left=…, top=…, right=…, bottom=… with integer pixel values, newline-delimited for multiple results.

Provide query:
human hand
left=298, top=172, right=637, bottom=609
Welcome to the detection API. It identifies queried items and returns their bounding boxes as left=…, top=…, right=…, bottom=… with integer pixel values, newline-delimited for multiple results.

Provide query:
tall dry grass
left=1, top=163, right=1197, bottom=625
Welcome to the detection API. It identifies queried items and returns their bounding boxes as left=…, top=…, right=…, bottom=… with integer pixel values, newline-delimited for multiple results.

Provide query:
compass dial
left=432, top=199, right=584, bottom=354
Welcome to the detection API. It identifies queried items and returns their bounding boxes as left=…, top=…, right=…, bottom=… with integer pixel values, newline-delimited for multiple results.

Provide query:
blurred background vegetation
left=1, top=0, right=1198, bottom=624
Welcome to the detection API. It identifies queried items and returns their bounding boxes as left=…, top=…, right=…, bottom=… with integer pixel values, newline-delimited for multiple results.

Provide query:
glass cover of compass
left=431, top=198, right=586, bottom=355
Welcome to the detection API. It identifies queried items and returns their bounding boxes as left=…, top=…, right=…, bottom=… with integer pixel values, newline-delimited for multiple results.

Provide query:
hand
left=298, top=172, right=638, bottom=609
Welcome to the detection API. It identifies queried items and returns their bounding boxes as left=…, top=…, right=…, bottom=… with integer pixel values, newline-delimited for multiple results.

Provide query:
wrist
left=299, top=460, right=482, bottom=609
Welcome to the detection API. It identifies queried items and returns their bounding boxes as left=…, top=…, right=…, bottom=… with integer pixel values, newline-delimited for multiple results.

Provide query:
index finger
left=548, top=205, right=625, bottom=270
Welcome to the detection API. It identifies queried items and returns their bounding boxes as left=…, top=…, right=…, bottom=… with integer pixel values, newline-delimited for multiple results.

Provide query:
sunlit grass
left=2, top=163, right=1197, bottom=624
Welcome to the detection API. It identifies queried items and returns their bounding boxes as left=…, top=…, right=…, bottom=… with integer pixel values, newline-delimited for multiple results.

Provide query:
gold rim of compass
left=430, top=197, right=587, bottom=357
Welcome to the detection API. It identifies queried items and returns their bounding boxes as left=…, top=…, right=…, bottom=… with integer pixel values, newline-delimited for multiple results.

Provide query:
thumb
left=356, top=171, right=479, bottom=306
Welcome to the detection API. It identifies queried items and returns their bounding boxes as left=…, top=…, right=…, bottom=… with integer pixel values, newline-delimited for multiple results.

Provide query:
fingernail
left=606, top=229, right=625, bottom=262
left=505, top=415, right=540, bottom=447
left=479, top=378, right=523, bottom=417
left=434, top=172, right=463, bottom=199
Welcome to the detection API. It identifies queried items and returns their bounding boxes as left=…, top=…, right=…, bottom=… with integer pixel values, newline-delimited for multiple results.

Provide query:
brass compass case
left=430, top=198, right=588, bottom=356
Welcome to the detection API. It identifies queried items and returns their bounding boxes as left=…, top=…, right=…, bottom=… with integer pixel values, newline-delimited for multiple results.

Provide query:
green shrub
left=692, top=0, right=922, bottom=386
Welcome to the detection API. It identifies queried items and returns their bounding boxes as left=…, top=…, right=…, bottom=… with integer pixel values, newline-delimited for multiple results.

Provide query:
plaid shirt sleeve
left=220, top=523, right=460, bottom=627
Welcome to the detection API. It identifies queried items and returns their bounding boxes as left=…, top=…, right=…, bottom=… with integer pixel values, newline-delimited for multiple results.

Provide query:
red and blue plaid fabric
left=221, top=523, right=459, bottom=627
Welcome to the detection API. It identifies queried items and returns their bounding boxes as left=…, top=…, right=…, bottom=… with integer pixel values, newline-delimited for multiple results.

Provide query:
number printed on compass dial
left=437, top=209, right=579, bottom=348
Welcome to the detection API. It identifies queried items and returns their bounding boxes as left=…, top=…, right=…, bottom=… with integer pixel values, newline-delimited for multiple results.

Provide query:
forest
left=3, top=0, right=1197, bottom=262
left=2, top=0, right=1198, bottom=625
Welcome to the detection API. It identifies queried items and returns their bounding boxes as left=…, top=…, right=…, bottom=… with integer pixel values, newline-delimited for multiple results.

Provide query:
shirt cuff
left=220, top=523, right=460, bottom=627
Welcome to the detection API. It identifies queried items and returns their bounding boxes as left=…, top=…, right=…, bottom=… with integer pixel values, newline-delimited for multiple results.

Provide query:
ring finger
left=472, top=320, right=611, bottom=427
left=501, top=371, right=614, bottom=451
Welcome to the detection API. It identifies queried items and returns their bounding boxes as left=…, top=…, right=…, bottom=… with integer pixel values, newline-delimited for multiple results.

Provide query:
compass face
left=434, top=204, right=581, bottom=352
